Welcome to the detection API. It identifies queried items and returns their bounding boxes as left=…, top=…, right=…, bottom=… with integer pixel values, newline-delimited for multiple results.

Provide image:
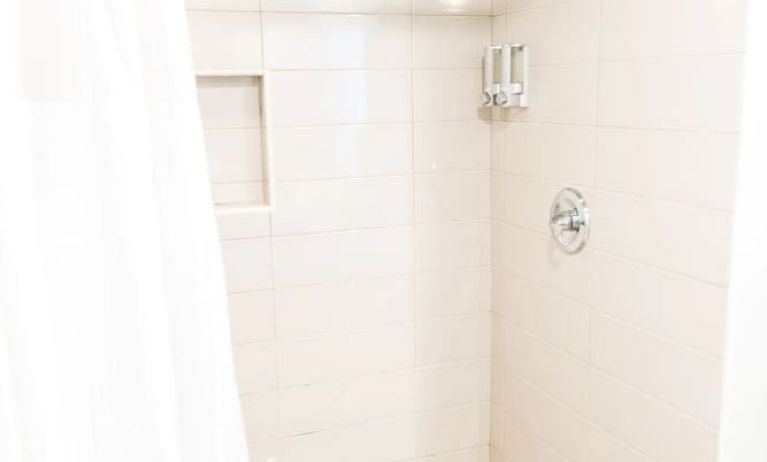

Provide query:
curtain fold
left=0, top=1, right=249, bottom=460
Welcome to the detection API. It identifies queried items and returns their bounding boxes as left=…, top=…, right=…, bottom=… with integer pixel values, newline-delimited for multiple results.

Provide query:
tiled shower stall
left=185, top=1, right=747, bottom=461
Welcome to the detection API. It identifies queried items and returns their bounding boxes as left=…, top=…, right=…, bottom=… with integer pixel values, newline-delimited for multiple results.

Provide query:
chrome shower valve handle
left=550, top=209, right=583, bottom=232
left=549, top=188, right=590, bottom=253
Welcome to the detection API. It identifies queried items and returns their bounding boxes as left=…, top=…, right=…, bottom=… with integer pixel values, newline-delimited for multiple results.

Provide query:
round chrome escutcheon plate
left=549, top=188, right=590, bottom=254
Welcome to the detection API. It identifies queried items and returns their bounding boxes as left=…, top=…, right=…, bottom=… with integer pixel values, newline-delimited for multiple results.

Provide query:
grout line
left=409, top=3, right=419, bottom=437
left=589, top=309, right=723, bottom=362
left=266, top=357, right=493, bottom=395
left=519, top=51, right=744, bottom=69
left=225, top=265, right=493, bottom=297
left=220, top=217, right=485, bottom=238
left=266, top=218, right=491, bottom=240
left=495, top=296, right=721, bottom=369
left=495, top=170, right=734, bottom=213
left=501, top=411, right=578, bottom=462
left=590, top=0, right=603, bottom=377
left=269, top=118, right=494, bottom=129
left=267, top=120, right=491, bottom=128
left=257, top=67, right=485, bottom=72
left=262, top=169, right=492, bottom=185
left=494, top=168, right=733, bottom=210
left=508, top=369, right=715, bottom=461
left=500, top=397, right=651, bottom=462
left=416, top=445, right=491, bottom=461
left=593, top=51, right=745, bottom=65
left=473, top=119, right=740, bottom=135
left=488, top=11, right=504, bottom=456
left=490, top=262, right=725, bottom=360
left=261, top=401, right=491, bottom=447
left=210, top=180, right=264, bottom=186
left=594, top=0, right=605, bottom=168
left=497, top=220, right=729, bottom=289
left=253, top=0, right=284, bottom=440
left=258, top=311, right=492, bottom=348
left=188, top=8, right=494, bottom=17
left=202, top=127, right=263, bottom=132
left=258, top=66, right=482, bottom=72
left=501, top=310, right=721, bottom=433
left=495, top=267, right=724, bottom=358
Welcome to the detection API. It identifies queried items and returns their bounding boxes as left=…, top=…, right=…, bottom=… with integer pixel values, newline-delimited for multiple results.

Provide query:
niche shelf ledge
left=195, top=69, right=274, bottom=210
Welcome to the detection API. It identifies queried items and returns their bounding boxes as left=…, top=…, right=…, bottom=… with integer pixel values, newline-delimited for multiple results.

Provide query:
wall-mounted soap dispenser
left=482, top=44, right=530, bottom=108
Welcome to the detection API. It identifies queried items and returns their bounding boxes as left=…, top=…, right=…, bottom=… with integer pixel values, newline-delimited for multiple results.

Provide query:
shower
left=1, top=1, right=764, bottom=461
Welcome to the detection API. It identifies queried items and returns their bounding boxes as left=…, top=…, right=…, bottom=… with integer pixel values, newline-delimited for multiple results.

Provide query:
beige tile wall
left=186, top=1, right=494, bottom=461
left=186, top=1, right=747, bottom=461
left=491, top=1, right=746, bottom=462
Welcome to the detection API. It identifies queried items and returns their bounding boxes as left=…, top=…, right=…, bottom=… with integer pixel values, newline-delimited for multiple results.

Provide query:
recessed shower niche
left=196, top=71, right=271, bottom=209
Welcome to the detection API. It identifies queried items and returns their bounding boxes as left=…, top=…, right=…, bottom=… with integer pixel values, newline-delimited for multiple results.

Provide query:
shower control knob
left=482, top=91, right=494, bottom=107
left=549, top=188, right=590, bottom=254
left=550, top=209, right=584, bottom=232
left=494, top=92, right=509, bottom=106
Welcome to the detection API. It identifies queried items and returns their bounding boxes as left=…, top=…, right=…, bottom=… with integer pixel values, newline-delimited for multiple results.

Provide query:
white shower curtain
left=0, top=1, right=249, bottom=461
